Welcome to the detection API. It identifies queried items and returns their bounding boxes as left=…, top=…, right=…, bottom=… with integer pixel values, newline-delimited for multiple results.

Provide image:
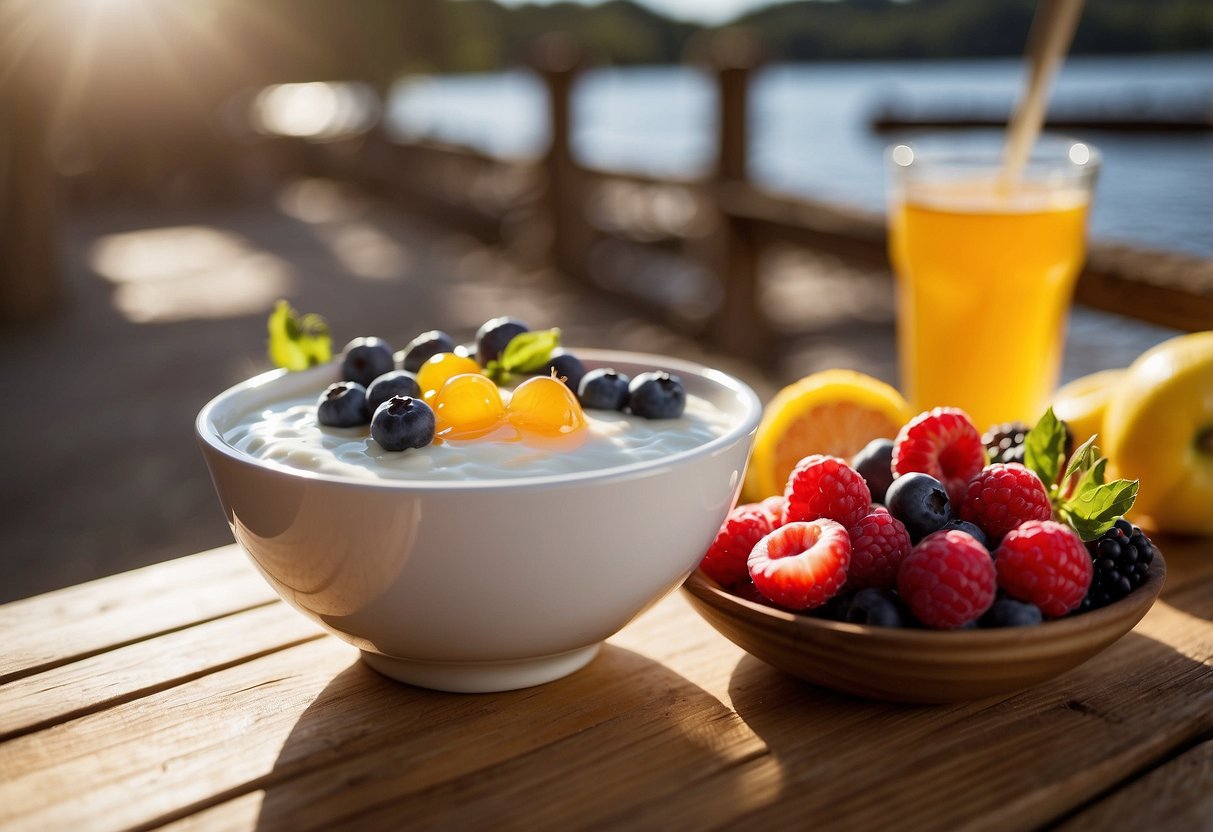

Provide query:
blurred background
left=1, top=0, right=1210, bottom=602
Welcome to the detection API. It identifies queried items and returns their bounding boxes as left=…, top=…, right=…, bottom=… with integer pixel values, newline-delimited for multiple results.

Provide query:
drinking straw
left=1002, top=0, right=1086, bottom=186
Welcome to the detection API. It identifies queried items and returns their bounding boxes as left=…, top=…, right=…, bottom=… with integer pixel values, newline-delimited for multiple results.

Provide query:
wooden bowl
left=682, top=551, right=1165, bottom=703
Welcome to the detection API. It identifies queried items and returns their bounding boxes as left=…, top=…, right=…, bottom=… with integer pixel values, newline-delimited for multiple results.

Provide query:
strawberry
left=892, top=407, right=986, bottom=506
left=748, top=519, right=851, bottom=610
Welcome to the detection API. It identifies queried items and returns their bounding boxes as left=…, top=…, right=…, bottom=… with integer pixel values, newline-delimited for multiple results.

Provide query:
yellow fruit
left=1103, top=331, right=1213, bottom=536
left=743, top=369, right=912, bottom=502
left=433, top=373, right=505, bottom=438
left=508, top=375, right=587, bottom=437
left=417, top=352, right=481, bottom=396
left=1050, top=368, right=1124, bottom=452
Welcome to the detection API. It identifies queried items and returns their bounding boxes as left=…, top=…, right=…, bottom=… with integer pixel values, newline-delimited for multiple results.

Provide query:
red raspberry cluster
left=698, top=407, right=1112, bottom=630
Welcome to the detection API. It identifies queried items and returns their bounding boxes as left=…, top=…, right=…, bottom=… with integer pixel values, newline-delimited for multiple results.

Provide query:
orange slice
left=742, top=369, right=912, bottom=502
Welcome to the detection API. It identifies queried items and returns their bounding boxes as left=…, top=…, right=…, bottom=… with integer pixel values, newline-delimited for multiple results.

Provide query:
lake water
left=388, top=54, right=1213, bottom=257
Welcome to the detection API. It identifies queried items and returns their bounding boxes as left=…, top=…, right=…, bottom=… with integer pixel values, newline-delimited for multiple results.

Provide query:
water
left=388, top=54, right=1213, bottom=257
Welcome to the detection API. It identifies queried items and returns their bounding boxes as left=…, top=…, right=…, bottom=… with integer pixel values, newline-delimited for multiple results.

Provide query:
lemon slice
left=743, top=369, right=912, bottom=501
left=1050, top=368, right=1124, bottom=452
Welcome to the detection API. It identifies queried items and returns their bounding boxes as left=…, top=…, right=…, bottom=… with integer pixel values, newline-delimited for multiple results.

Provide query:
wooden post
left=532, top=34, right=594, bottom=284
left=0, top=10, right=60, bottom=320
left=704, top=31, right=772, bottom=364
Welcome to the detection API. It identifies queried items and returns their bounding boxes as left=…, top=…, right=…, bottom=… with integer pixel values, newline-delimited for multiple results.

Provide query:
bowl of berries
left=197, top=308, right=762, bottom=693
left=682, top=397, right=1166, bottom=703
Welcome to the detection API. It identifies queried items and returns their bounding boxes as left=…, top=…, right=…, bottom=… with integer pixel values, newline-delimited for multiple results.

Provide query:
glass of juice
left=887, top=133, right=1100, bottom=431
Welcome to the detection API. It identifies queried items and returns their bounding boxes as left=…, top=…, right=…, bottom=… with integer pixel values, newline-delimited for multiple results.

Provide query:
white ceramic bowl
left=197, top=349, right=761, bottom=692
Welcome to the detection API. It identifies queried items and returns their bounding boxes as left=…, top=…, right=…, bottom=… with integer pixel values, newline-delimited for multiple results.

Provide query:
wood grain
left=0, top=602, right=325, bottom=740
left=0, top=547, right=275, bottom=683
left=1, top=542, right=1211, bottom=831
left=1055, top=738, right=1213, bottom=831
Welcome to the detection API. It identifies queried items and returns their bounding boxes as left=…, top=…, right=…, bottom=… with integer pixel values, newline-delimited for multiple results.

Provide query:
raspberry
left=758, top=495, right=787, bottom=527
left=846, top=512, right=912, bottom=590
left=982, top=421, right=1030, bottom=465
left=748, top=520, right=851, bottom=610
left=897, top=530, right=996, bottom=628
left=892, top=408, right=986, bottom=506
left=1078, top=519, right=1156, bottom=611
left=960, top=463, right=1053, bottom=542
left=784, top=455, right=872, bottom=529
left=699, top=503, right=780, bottom=587
left=994, top=520, right=1092, bottom=617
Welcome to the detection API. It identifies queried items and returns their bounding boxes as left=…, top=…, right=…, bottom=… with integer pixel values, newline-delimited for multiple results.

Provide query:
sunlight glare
left=90, top=226, right=294, bottom=323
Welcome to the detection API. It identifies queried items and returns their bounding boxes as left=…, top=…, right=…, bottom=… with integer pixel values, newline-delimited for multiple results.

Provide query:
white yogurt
left=223, top=392, right=733, bottom=481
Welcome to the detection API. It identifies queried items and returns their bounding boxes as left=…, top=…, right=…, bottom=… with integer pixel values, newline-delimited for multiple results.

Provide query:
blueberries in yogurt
left=341, top=337, right=394, bottom=387
left=317, top=382, right=371, bottom=427
left=475, top=316, right=529, bottom=365
left=371, top=395, right=436, bottom=452
left=397, top=330, right=456, bottom=373
left=578, top=368, right=631, bottom=411
left=540, top=350, right=586, bottom=392
left=628, top=371, right=686, bottom=419
left=366, top=370, right=422, bottom=413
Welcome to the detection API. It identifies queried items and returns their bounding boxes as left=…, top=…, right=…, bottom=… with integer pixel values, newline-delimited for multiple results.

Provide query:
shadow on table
left=1152, top=533, right=1213, bottom=622
left=721, top=627, right=1212, bottom=825
left=253, top=643, right=741, bottom=829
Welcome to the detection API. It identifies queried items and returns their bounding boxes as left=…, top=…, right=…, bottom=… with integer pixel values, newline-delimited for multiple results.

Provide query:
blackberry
left=982, top=421, right=1030, bottom=464
left=1077, top=519, right=1155, bottom=612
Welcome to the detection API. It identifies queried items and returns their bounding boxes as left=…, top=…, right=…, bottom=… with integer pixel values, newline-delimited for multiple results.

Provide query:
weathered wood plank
left=2, top=544, right=1211, bottom=831
left=1054, top=737, right=1213, bottom=831
left=0, top=546, right=275, bottom=683
left=0, top=602, right=325, bottom=740
left=147, top=583, right=1213, bottom=831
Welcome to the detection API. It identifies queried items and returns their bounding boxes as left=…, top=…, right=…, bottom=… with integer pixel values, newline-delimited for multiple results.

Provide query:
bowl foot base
left=360, top=644, right=601, bottom=693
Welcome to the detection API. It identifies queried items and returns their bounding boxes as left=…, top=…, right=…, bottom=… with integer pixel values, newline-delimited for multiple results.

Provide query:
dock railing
left=330, top=41, right=1212, bottom=365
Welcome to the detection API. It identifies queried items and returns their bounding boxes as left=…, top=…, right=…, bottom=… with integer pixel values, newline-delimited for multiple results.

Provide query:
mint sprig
left=484, top=328, right=560, bottom=384
left=268, top=300, right=331, bottom=371
left=1022, top=406, right=1139, bottom=541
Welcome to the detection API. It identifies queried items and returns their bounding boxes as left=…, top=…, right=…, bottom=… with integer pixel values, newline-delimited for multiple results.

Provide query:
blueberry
left=940, top=519, right=989, bottom=550
left=370, top=396, right=436, bottom=452
left=886, top=472, right=952, bottom=542
left=541, top=350, right=586, bottom=391
left=850, top=438, right=895, bottom=504
left=628, top=371, right=686, bottom=419
left=475, top=317, right=529, bottom=365
left=578, top=368, right=631, bottom=411
left=397, top=330, right=456, bottom=373
left=980, top=598, right=1043, bottom=628
left=366, top=370, right=422, bottom=413
left=317, top=382, right=370, bottom=427
left=341, top=337, right=394, bottom=387
left=844, top=588, right=905, bottom=627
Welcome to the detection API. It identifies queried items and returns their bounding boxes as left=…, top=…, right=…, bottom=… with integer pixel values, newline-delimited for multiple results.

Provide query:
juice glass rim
left=887, top=131, right=1100, bottom=198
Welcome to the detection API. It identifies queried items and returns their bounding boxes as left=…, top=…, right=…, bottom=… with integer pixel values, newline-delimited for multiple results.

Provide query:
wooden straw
left=1002, top=0, right=1086, bottom=186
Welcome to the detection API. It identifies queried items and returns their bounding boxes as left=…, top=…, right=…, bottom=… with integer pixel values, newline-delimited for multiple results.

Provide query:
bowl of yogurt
left=197, top=348, right=761, bottom=692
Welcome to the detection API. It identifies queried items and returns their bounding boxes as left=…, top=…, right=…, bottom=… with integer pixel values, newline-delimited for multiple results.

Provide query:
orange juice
left=890, top=174, right=1092, bottom=430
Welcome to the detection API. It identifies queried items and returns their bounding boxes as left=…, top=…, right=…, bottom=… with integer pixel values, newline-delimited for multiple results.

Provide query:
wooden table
left=3, top=538, right=1213, bottom=831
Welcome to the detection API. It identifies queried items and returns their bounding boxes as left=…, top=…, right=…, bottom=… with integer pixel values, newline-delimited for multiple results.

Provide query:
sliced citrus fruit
left=1050, top=368, right=1124, bottom=452
left=742, top=370, right=912, bottom=502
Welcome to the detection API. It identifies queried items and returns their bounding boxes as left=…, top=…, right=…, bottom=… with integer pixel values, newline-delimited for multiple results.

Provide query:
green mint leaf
left=1062, top=434, right=1098, bottom=483
left=267, top=300, right=331, bottom=371
left=1024, top=407, right=1067, bottom=490
left=1073, top=457, right=1109, bottom=498
left=1062, top=478, right=1139, bottom=541
left=484, top=359, right=510, bottom=385
left=500, top=328, right=560, bottom=374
